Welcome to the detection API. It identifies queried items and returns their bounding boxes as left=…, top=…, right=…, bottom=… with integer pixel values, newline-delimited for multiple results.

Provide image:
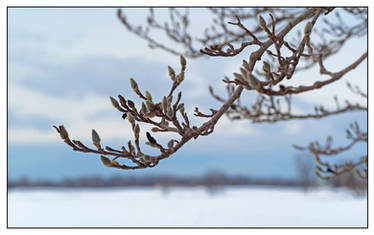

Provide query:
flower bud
left=168, top=66, right=175, bottom=78
left=142, top=154, right=151, bottom=162
left=258, top=15, right=266, bottom=28
left=176, top=73, right=184, bottom=83
left=144, top=111, right=156, bottom=118
left=127, top=100, right=135, bottom=109
left=141, top=102, right=147, bottom=114
left=151, top=127, right=160, bottom=132
left=111, top=160, right=120, bottom=167
left=133, top=124, right=140, bottom=138
left=180, top=55, right=187, bottom=67
left=304, top=22, right=312, bottom=35
left=176, top=103, right=184, bottom=112
left=167, top=96, right=173, bottom=106
left=92, top=129, right=101, bottom=146
left=118, top=95, right=126, bottom=107
left=146, top=100, right=154, bottom=112
left=167, top=139, right=175, bottom=148
left=146, top=132, right=157, bottom=145
left=179, top=106, right=185, bottom=115
left=162, top=96, right=168, bottom=113
left=233, top=72, right=245, bottom=83
left=100, top=156, right=112, bottom=167
left=110, top=96, right=120, bottom=109
left=117, top=9, right=122, bottom=18
left=161, top=117, right=167, bottom=125
left=128, top=140, right=135, bottom=155
left=59, top=125, right=69, bottom=140
left=130, top=78, right=138, bottom=91
left=127, top=112, right=135, bottom=124
left=182, top=16, right=189, bottom=26
left=145, top=91, right=152, bottom=101
left=167, top=107, right=174, bottom=119
left=240, top=67, right=248, bottom=78
left=263, top=61, right=271, bottom=72
left=245, top=72, right=260, bottom=89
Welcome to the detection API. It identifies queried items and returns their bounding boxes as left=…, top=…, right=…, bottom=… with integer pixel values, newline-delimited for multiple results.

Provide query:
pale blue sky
left=8, top=8, right=367, bottom=181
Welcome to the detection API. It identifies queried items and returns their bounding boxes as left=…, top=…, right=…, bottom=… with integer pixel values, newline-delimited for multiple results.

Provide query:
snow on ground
left=8, top=186, right=367, bottom=227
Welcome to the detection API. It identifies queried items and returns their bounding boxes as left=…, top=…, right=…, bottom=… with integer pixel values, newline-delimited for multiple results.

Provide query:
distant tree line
left=9, top=170, right=366, bottom=193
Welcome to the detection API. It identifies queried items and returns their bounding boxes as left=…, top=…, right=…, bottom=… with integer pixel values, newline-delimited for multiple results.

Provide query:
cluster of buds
left=232, top=61, right=261, bottom=90
left=90, top=55, right=191, bottom=168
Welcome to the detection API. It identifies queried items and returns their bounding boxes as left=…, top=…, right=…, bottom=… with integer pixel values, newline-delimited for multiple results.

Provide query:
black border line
left=6, top=6, right=369, bottom=229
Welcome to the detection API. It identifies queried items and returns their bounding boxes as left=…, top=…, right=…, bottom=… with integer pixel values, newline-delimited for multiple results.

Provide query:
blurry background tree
left=294, top=153, right=316, bottom=190
left=54, top=7, right=367, bottom=181
left=330, top=170, right=367, bottom=194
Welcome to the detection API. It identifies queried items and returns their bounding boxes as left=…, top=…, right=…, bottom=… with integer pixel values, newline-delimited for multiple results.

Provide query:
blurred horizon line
left=8, top=171, right=367, bottom=192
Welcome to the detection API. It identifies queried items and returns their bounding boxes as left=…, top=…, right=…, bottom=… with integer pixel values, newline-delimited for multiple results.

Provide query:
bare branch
left=55, top=7, right=367, bottom=179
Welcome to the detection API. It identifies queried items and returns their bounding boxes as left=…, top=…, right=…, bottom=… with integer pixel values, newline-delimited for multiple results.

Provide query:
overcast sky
left=7, top=8, right=367, bottom=181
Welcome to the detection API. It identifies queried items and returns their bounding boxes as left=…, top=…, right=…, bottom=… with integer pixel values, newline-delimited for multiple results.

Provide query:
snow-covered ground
left=8, top=186, right=367, bottom=227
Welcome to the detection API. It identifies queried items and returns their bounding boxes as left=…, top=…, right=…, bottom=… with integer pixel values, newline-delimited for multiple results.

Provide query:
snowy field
left=8, top=186, right=367, bottom=227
